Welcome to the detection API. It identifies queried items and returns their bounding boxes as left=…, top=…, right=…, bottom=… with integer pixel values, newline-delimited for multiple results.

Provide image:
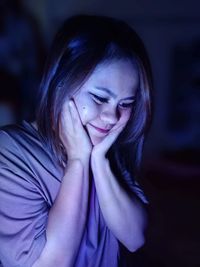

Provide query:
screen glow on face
left=73, top=60, right=139, bottom=145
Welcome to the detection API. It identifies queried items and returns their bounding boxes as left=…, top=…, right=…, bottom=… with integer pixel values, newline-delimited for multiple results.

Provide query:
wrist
left=91, top=151, right=108, bottom=170
left=91, top=146, right=105, bottom=159
left=64, top=158, right=83, bottom=172
left=68, top=154, right=90, bottom=166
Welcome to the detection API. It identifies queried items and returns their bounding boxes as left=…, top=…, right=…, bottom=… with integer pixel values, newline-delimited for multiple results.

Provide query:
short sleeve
left=0, top=165, right=48, bottom=267
left=121, top=169, right=149, bottom=204
left=0, top=131, right=48, bottom=267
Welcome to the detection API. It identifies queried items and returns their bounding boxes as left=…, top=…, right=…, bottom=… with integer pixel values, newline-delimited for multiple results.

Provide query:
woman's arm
left=33, top=157, right=90, bottom=267
left=91, top=154, right=147, bottom=252
left=34, top=100, right=92, bottom=266
left=91, top=121, right=147, bottom=252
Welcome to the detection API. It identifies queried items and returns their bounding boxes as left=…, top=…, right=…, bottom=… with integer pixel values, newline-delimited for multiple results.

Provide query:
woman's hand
left=92, top=119, right=126, bottom=158
left=59, top=100, right=92, bottom=162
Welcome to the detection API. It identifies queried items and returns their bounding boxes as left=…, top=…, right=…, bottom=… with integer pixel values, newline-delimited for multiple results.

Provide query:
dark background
left=0, top=1, right=200, bottom=266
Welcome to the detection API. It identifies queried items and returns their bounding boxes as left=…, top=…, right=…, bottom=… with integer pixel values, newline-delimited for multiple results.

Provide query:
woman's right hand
left=59, top=99, right=92, bottom=162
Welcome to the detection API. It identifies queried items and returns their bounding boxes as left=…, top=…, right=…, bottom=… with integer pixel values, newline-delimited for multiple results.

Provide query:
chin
left=90, top=135, right=104, bottom=146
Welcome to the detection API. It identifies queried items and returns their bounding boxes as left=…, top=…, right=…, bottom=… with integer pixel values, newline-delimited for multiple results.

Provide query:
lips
left=89, top=124, right=110, bottom=134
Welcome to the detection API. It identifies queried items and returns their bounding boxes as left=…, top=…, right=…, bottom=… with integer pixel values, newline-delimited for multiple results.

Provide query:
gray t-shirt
left=0, top=121, right=148, bottom=267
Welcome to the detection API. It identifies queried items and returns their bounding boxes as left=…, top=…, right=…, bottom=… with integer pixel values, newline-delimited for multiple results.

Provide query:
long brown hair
left=36, top=14, right=153, bottom=180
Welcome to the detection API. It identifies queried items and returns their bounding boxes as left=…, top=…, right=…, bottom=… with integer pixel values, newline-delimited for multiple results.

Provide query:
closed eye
left=90, top=93, right=109, bottom=104
left=119, top=102, right=135, bottom=109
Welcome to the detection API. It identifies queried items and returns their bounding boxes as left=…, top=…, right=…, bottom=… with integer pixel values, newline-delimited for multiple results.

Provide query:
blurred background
left=0, top=0, right=199, bottom=266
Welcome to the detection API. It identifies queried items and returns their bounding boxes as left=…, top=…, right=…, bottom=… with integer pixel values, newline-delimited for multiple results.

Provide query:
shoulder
left=0, top=121, right=35, bottom=144
left=0, top=123, right=27, bottom=165
left=0, top=121, right=61, bottom=182
left=0, top=121, right=63, bottom=204
left=0, top=125, right=48, bottom=267
left=0, top=122, right=42, bottom=182
left=0, top=120, right=42, bottom=147
left=0, top=121, right=44, bottom=166
left=0, top=120, right=56, bottom=158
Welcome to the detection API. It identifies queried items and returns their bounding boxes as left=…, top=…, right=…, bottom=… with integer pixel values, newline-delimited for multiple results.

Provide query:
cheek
left=73, top=95, right=99, bottom=125
left=119, top=109, right=132, bottom=125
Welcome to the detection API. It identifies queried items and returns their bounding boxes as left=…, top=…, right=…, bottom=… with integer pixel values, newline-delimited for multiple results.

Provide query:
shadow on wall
left=0, top=70, right=21, bottom=126
left=168, top=39, right=200, bottom=150
left=0, top=0, right=46, bottom=125
left=137, top=146, right=200, bottom=267
left=136, top=37, right=200, bottom=267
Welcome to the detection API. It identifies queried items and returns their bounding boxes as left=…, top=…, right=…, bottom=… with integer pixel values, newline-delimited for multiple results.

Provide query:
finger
left=109, top=122, right=126, bottom=135
left=106, top=125, right=124, bottom=144
left=108, top=123, right=125, bottom=141
left=60, top=101, right=74, bottom=130
left=69, top=100, right=82, bottom=129
left=59, top=101, right=78, bottom=145
left=94, top=125, right=124, bottom=155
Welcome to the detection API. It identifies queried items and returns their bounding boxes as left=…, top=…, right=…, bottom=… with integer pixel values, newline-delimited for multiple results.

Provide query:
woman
left=0, top=15, right=152, bottom=267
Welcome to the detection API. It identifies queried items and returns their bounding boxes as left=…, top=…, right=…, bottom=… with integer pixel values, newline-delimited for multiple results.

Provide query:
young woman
left=0, top=15, right=152, bottom=267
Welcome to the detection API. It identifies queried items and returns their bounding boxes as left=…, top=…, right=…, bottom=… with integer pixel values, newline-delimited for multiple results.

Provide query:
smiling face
left=72, top=59, right=139, bottom=145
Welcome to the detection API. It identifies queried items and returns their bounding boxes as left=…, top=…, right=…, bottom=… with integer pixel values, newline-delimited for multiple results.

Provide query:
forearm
left=33, top=158, right=90, bottom=267
left=91, top=155, right=147, bottom=252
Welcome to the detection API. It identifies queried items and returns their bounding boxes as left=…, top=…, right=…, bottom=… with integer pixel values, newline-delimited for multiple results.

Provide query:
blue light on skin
left=72, top=59, right=139, bottom=146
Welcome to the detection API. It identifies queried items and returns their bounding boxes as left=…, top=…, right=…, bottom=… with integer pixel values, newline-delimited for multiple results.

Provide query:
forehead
left=81, top=59, right=139, bottom=96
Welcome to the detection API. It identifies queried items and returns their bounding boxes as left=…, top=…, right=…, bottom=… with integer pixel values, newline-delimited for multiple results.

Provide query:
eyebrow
left=94, top=86, right=136, bottom=100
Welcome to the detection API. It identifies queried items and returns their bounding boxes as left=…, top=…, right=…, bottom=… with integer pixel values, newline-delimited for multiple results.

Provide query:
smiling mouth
left=89, top=124, right=110, bottom=134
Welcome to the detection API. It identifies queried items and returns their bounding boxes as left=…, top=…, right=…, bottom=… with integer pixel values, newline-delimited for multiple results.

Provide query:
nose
left=100, top=106, right=119, bottom=125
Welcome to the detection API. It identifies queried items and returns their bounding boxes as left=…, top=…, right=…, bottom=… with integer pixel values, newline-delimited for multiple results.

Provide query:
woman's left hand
left=92, top=120, right=126, bottom=158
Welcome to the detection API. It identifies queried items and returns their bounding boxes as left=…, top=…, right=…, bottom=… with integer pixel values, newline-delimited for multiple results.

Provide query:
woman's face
left=72, top=60, right=139, bottom=145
